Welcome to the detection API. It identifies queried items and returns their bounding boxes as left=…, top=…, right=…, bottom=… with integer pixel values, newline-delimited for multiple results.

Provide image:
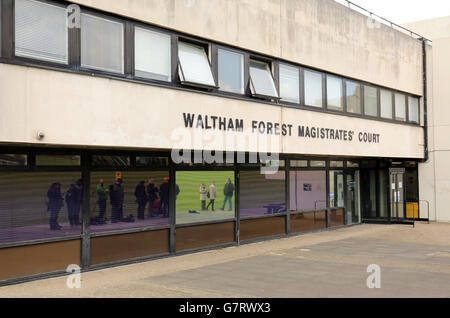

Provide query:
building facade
left=0, top=0, right=429, bottom=284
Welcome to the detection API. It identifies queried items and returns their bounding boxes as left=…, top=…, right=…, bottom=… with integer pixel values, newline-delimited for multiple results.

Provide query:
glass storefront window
left=329, top=161, right=343, bottom=168
left=176, top=171, right=236, bottom=225
left=329, top=171, right=344, bottom=208
left=290, top=170, right=326, bottom=211
left=310, top=160, right=326, bottom=168
left=240, top=170, right=285, bottom=218
left=0, top=154, right=27, bottom=166
left=0, top=172, right=82, bottom=244
left=36, top=155, right=80, bottom=166
left=347, top=161, right=360, bottom=168
left=92, top=155, right=130, bottom=167
left=291, top=160, right=308, bottom=168
left=90, top=171, right=169, bottom=233
left=136, top=156, right=168, bottom=167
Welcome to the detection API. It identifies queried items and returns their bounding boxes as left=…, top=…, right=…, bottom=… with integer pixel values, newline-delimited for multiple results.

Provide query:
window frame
left=278, top=62, right=300, bottom=104
left=326, top=74, right=344, bottom=112
left=303, top=69, right=324, bottom=109
left=177, top=37, right=217, bottom=90
left=248, top=56, right=280, bottom=101
left=133, top=24, right=172, bottom=83
left=80, top=9, right=126, bottom=75
left=13, top=0, right=69, bottom=65
left=217, top=46, right=245, bottom=95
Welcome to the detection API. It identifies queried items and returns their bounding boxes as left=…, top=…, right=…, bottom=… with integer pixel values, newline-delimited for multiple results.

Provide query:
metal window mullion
left=1, top=0, right=14, bottom=59
left=124, top=21, right=134, bottom=76
left=80, top=150, right=91, bottom=269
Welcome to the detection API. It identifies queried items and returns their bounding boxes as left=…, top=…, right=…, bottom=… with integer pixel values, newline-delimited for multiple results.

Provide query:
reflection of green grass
left=176, top=171, right=235, bottom=213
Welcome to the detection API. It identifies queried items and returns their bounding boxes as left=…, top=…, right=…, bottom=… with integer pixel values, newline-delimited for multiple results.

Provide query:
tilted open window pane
left=304, top=70, right=323, bottom=108
left=81, top=13, right=124, bottom=74
left=408, top=96, right=419, bottom=124
left=249, top=59, right=279, bottom=99
left=395, top=94, right=406, bottom=121
left=178, top=42, right=216, bottom=88
left=15, top=0, right=68, bottom=64
left=218, top=49, right=244, bottom=94
left=364, top=86, right=378, bottom=117
left=327, top=75, right=343, bottom=111
left=380, top=89, right=393, bottom=119
left=279, top=63, right=299, bottom=103
left=0, top=154, right=27, bottom=166
left=135, top=27, right=171, bottom=81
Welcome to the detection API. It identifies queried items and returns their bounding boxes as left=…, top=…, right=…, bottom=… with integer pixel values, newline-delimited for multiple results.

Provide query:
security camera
left=37, top=131, right=45, bottom=140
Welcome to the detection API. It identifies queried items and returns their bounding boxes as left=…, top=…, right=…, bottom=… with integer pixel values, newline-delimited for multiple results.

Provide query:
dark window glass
left=90, top=171, right=169, bottom=234
left=290, top=160, right=308, bottom=168
left=290, top=170, right=326, bottom=211
left=0, top=154, right=27, bottom=166
left=92, top=155, right=130, bottom=167
left=36, top=155, right=80, bottom=166
left=329, top=161, right=344, bottom=168
left=136, top=156, right=168, bottom=167
left=310, top=160, right=326, bottom=168
left=176, top=171, right=236, bottom=225
left=0, top=172, right=82, bottom=244
left=240, top=170, right=286, bottom=218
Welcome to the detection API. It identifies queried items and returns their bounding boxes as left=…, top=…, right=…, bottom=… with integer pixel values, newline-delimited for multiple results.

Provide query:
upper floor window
left=380, top=89, right=393, bottom=119
left=364, top=85, right=378, bottom=117
left=395, top=93, right=406, bottom=121
left=304, top=70, right=323, bottom=108
left=279, top=63, right=299, bottom=103
left=326, top=75, right=343, bottom=111
left=135, top=27, right=171, bottom=81
left=218, top=48, right=244, bottom=94
left=346, top=81, right=361, bottom=114
left=408, top=96, right=419, bottom=124
left=178, top=41, right=216, bottom=88
left=15, top=0, right=68, bottom=64
left=81, top=13, right=124, bottom=74
left=249, top=59, right=279, bottom=99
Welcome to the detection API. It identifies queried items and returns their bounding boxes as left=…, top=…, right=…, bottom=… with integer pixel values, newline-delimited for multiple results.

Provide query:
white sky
left=334, top=0, right=450, bottom=24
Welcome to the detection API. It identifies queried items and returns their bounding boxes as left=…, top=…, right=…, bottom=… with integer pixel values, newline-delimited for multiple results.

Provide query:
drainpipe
left=421, top=38, right=429, bottom=163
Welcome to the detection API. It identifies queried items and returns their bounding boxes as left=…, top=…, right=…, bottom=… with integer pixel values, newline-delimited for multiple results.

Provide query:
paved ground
left=1, top=222, right=450, bottom=298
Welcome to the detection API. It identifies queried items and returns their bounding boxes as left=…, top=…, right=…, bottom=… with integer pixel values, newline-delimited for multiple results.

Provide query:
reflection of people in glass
left=147, top=179, right=159, bottom=217
left=66, top=183, right=78, bottom=226
left=159, top=177, right=170, bottom=217
left=207, top=181, right=217, bottom=211
left=110, top=178, right=124, bottom=223
left=200, top=184, right=207, bottom=211
left=47, top=182, right=63, bottom=230
left=135, top=181, right=148, bottom=220
left=96, top=179, right=107, bottom=220
left=73, top=179, right=82, bottom=226
left=220, top=178, right=235, bottom=211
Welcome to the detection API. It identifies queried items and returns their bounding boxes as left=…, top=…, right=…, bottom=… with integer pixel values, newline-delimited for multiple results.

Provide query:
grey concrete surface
left=1, top=222, right=449, bottom=298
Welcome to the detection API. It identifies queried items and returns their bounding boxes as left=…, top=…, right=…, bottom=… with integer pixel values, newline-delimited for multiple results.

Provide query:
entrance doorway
left=390, top=168, right=405, bottom=219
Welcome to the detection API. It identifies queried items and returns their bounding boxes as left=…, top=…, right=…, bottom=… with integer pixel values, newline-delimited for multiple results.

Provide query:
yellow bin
left=406, top=202, right=419, bottom=219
